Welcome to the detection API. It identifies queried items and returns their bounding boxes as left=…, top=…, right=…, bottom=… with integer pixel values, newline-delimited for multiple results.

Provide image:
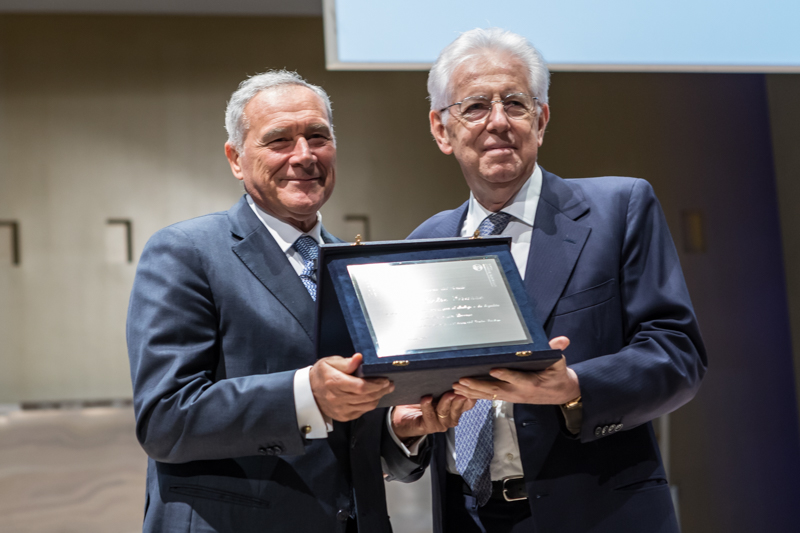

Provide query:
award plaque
left=315, top=236, right=560, bottom=406
left=348, top=256, right=532, bottom=357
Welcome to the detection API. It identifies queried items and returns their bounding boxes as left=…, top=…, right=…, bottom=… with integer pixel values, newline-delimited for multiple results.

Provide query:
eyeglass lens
left=458, top=94, right=534, bottom=122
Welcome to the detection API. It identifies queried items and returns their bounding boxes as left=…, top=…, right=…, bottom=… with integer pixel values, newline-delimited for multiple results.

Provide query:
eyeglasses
left=440, top=93, right=538, bottom=123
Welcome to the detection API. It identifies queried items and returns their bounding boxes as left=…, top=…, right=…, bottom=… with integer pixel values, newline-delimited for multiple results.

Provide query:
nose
left=290, top=137, right=316, bottom=168
left=485, top=101, right=510, bottom=132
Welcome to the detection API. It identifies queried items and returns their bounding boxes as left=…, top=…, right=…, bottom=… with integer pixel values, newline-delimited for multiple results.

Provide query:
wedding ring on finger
left=437, top=412, right=449, bottom=419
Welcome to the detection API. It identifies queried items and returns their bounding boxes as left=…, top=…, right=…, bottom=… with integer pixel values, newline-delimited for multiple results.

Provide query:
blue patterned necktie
left=293, top=235, right=319, bottom=301
left=455, top=211, right=513, bottom=506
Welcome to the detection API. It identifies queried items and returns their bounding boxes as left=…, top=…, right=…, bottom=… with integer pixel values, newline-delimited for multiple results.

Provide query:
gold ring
left=437, top=413, right=448, bottom=419
left=492, top=394, right=497, bottom=401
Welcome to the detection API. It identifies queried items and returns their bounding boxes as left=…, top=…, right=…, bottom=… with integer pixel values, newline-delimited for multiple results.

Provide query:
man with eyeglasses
left=389, top=28, right=707, bottom=533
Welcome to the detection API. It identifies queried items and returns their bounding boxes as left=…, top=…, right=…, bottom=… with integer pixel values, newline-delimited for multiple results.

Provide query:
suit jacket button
left=616, top=423, right=623, bottom=431
left=601, top=426, right=608, bottom=435
left=258, top=447, right=267, bottom=455
left=594, top=427, right=602, bottom=436
left=269, top=446, right=282, bottom=455
left=337, top=509, right=349, bottom=522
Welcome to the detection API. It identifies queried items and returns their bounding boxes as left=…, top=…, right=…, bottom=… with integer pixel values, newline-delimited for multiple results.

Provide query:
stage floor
left=0, top=404, right=431, bottom=533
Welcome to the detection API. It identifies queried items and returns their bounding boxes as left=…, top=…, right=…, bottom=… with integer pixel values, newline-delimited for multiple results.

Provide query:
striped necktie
left=293, top=235, right=319, bottom=301
left=455, top=211, right=513, bottom=506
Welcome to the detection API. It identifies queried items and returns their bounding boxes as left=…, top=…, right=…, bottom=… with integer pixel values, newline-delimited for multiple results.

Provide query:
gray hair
left=225, top=69, right=334, bottom=152
left=427, top=28, right=550, bottom=113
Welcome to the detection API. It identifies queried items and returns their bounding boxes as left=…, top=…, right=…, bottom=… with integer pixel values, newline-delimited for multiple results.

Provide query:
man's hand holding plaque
left=391, top=393, right=476, bottom=443
left=310, top=353, right=395, bottom=422
left=452, top=336, right=580, bottom=405
left=391, top=337, right=576, bottom=445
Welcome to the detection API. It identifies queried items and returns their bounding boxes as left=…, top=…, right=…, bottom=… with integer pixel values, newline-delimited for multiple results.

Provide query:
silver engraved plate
left=347, top=256, right=532, bottom=357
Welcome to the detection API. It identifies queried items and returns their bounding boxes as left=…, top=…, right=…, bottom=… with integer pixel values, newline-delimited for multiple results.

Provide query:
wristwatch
left=562, top=395, right=582, bottom=410
left=560, top=395, right=583, bottom=435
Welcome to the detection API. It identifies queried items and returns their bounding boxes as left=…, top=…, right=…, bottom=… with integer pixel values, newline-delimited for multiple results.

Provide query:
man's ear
left=430, top=110, right=454, bottom=155
left=536, top=103, right=550, bottom=147
left=225, top=142, right=245, bottom=181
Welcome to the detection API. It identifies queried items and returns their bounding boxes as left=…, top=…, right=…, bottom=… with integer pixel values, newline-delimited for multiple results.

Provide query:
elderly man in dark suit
left=391, top=28, right=707, bottom=533
left=126, top=70, right=455, bottom=533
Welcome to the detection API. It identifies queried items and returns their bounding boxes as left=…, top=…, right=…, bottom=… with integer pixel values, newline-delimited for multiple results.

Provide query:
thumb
left=343, top=353, right=363, bottom=375
left=548, top=336, right=570, bottom=352
left=320, top=353, right=364, bottom=374
left=326, top=353, right=363, bottom=375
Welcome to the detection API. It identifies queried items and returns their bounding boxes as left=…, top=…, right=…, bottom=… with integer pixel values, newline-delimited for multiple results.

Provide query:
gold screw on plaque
left=470, top=229, right=481, bottom=239
left=353, top=233, right=363, bottom=245
left=392, top=360, right=410, bottom=367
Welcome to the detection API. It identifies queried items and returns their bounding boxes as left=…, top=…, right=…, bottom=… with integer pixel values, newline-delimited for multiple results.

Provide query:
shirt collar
left=464, top=164, right=542, bottom=235
left=246, top=194, right=323, bottom=252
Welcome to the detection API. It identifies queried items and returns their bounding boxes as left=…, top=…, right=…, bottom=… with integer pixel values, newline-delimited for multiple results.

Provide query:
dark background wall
left=1, top=14, right=799, bottom=533
left=540, top=72, right=800, bottom=533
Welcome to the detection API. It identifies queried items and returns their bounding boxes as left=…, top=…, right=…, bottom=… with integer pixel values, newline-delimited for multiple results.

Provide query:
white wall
left=0, top=14, right=466, bottom=403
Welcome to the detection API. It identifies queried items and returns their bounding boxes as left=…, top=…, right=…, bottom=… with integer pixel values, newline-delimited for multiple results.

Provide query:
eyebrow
left=260, top=127, right=291, bottom=142
left=260, top=123, right=331, bottom=142
left=306, top=123, right=332, bottom=136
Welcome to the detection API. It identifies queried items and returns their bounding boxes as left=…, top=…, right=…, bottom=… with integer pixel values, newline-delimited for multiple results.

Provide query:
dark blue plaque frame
left=315, top=237, right=560, bottom=406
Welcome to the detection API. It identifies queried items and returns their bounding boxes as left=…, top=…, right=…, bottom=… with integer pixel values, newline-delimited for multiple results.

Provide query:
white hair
left=427, top=28, right=550, bottom=113
left=225, top=69, right=334, bottom=152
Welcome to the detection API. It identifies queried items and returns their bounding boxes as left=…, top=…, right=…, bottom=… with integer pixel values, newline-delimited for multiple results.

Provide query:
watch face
left=564, top=397, right=582, bottom=409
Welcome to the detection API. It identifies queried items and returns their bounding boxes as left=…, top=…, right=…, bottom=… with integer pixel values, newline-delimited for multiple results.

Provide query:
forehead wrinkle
left=450, top=53, right=531, bottom=100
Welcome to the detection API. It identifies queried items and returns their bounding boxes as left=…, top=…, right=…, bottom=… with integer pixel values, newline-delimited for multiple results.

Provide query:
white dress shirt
left=389, top=165, right=543, bottom=480
left=450, top=164, right=542, bottom=478
left=246, top=195, right=332, bottom=439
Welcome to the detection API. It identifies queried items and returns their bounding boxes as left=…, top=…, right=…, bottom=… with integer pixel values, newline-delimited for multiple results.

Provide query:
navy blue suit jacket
left=408, top=169, right=707, bottom=533
left=127, top=196, right=393, bottom=533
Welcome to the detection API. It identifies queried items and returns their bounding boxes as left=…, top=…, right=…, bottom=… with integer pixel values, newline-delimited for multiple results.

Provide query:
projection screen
left=323, top=0, right=800, bottom=72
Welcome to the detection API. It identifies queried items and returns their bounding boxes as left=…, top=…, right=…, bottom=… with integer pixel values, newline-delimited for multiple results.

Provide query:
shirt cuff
left=386, top=407, right=426, bottom=456
left=294, top=366, right=332, bottom=439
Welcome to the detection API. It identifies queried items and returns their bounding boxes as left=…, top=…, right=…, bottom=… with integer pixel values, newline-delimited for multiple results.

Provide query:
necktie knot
left=293, top=236, right=319, bottom=300
left=294, top=235, right=319, bottom=263
left=478, top=212, right=513, bottom=236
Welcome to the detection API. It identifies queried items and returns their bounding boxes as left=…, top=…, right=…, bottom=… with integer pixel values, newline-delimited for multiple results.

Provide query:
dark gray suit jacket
left=407, top=169, right=707, bottom=533
left=127, top=196, right=394, bottom=532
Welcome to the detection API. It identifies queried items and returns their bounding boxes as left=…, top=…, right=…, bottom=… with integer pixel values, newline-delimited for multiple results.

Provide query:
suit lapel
left=227, top=197, right=316, bottom=342
left=426, top=180, right=591, bottom=326
left=430, top=202, right=469, bottom=238
left=321, top=227, right=342, bottom=244
left=525, top=169, right=591, bottom=326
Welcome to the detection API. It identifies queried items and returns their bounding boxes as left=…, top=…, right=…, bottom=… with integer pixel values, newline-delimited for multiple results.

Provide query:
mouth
left=285, top=176, right=323, bottom=182
left=483, top=145, right=516, bottom=154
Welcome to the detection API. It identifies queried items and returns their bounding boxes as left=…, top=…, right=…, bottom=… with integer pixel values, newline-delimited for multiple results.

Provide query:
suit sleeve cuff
left=386, top=407, right=426, bottom=456
left=293, top=366, right=332, bottom=439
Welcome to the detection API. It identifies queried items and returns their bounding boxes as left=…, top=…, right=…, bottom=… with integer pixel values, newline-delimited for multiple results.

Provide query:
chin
left=287, top=204, right=322, bottom=218
left=481, top=169, right=525, bottom=184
